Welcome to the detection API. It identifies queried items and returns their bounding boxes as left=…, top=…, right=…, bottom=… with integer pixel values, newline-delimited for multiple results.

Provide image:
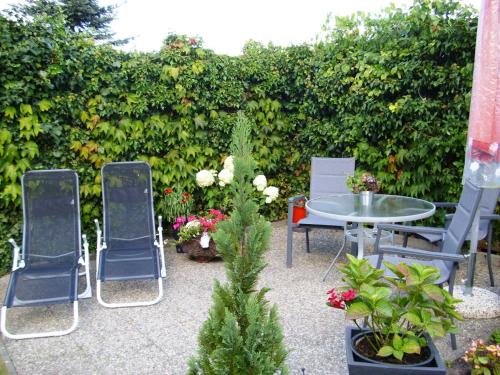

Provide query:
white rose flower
left=196, top=170, right=215, bottom=187
left=223, top=155, right=234, bottom=173
left=218, top=168, right=233, bottom=186
left=253, top=175, right=267, bottom=191
left=209, top=169, right=218, bottom=177
left=263, top=186, right=279, bottom=203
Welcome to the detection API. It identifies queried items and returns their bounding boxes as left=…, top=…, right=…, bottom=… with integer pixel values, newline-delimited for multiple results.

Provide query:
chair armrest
left=445, top=213, right=500, bottom=222
left=378, top=245, right=467, bottom=263
left=8, top=238, right=24, bottom=270
left=79, top=234, right=89, bottom=265
left=94, top=218, right=105, bottom=250
left=480, top=214, right=500, bottom=221
left=377, top=223, right=446, bottom=235
left=94, top=218, right=101, bottom=234
left=434, top=202, right=457, bottom=208
left=288, top=195, right=306, bottom=204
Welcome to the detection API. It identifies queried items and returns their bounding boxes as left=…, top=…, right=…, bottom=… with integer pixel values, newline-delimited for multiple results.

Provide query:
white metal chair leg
left=1, top=302, right=78, bottom=340
left=96, top=278, right=163, bottom=308
left=322, top=235, right=347, bottom=282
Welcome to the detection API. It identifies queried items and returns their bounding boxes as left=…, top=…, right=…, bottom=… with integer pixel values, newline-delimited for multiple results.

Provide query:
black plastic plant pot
left=345, top=327, right=447, bottom=375
left=172, top=229, right=184, bottom=253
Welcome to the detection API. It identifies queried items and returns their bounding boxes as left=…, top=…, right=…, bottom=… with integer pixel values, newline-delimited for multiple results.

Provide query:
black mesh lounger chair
left=95, top=161, right=166, bottom=308
left=1, top=170, right=92, bottom=339
left=368, top=179, right=483, bottom=350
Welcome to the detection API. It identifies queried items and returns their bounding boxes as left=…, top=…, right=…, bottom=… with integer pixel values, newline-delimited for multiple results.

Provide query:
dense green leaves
left=0, top=0, right=478, bottom=273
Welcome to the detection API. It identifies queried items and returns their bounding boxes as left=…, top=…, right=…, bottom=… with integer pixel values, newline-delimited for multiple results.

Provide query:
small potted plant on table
left=176, top=210, right=226, bottom=262
left=347, top=172, right=380, bottom=206
left=328, top=254, right=462, bottom=375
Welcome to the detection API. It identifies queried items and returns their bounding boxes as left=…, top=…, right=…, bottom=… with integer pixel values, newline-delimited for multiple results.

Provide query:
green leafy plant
left=157, top=187, right=193, bottom=224
left=0, top=0, right=484, bottom=273
left=328, top=254, right=462, bottom=363
left=491, top=329, right=500, bottom=345
left=463, top=339, right=500, bottom=375
left=347, top=171, right=381, bottom=193
left=187, top=113, right=288, bottom=374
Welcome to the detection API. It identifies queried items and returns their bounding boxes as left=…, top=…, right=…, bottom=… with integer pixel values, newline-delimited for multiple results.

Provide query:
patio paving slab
left=0, top=220, right=498, bottom=374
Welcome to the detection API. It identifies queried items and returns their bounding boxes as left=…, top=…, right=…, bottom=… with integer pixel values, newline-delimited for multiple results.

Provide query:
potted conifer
left=187, top=113, right=288, bottom=374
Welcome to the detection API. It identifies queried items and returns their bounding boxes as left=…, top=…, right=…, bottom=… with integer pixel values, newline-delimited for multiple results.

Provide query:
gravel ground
left=0, top=220, right=498, bottom=374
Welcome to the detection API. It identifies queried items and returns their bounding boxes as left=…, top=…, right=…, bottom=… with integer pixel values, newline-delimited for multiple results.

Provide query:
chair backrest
left=442, top=180, right=483, bottom=259
left=101, top=161, right=156, bottom=251
left=310, top=157, right=355, bottom=199
left=22, top=170, right=81, bottom=267
left=478, top=188, right=500, bottom=233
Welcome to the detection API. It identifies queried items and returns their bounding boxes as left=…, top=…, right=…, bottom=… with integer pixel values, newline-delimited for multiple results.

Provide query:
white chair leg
left=96, top=278, right=163, bottom=308
left=1, top=302, right=79, bottom=340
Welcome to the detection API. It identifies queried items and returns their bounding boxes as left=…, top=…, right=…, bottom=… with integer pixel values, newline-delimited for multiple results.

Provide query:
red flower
left=341, top=289, right=356, bottom=302
left=182, top=192, right=191, bottom=199
left=181, top=199, right=187, bottom=204
left=164, top=187, right=173, bottom=195
left=209, top=209, right=221, bottom=215
left=326, top=288, right=354, bottom=310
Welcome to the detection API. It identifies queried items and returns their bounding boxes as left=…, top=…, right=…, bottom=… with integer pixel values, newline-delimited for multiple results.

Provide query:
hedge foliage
left=0, top=0, right=478, bottom=273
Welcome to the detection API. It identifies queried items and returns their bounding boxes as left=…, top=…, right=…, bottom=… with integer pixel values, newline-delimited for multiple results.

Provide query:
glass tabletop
left=306, top=194, right=435, bottom=223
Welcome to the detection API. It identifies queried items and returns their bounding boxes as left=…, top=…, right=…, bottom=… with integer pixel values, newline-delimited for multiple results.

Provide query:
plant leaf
left=345, top=301, right=371, bottom=320
left=376, top=346, right=393, bottom=357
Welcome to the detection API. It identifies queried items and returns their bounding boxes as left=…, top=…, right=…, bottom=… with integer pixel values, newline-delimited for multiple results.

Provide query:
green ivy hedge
left=0, top=1, right=480, bottom=273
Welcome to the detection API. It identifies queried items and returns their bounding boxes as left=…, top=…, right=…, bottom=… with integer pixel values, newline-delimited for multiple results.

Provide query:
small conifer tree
left=187, top=113, right=288, bottom=375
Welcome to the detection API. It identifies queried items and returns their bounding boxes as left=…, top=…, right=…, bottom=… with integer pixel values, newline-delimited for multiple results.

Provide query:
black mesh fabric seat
left=96, top=161, right=165, bottom=307
left=1, top=170, right=91, bottom=339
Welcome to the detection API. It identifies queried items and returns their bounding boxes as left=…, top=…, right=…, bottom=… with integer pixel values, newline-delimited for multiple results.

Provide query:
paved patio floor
left=0, top=220, right=498, bottom=374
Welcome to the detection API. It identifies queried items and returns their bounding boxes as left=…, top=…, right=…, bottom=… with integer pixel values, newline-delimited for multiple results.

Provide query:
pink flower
left=341, top=289, right=356, bottom=302
left=188, top=215, right=197, bottom=222
left=209, top=209, right=221, bottom=215
left=326, top=288, right=354, bottom=310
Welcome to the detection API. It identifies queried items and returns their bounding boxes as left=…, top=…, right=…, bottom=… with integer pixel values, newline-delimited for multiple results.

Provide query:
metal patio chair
left=1, top=170, right=92, bottom=339
left=95, top=161, right=166, bottom=308
left=368, top=179, right=483, bottom=349
left=403, top=187, right=499, bottom=286
left=286, top=157, right=355, bottom=268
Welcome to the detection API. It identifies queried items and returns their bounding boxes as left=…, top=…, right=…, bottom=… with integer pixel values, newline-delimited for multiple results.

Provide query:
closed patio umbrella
left=463, top=0, right=499, bottom=294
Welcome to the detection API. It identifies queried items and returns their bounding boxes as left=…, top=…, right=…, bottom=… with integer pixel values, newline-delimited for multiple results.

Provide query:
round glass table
left=306, top=194, right=435, bottom=259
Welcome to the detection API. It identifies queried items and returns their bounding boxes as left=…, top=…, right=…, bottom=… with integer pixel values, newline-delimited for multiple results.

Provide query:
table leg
left=464, top=209, right=480, bottom=296
left=358, top=223, right=365, bottom=259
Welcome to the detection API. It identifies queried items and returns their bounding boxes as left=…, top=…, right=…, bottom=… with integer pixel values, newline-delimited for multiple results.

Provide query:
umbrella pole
left=464, top=208, right=480, bottom=296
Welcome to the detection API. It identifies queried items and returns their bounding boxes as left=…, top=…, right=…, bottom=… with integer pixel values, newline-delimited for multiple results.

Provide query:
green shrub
left=0, top=0, right=478, bottom=274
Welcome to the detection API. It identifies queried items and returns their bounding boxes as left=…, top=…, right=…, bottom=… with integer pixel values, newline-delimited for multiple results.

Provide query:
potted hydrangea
left=329, top=254, right=461, bottom=375
left=175, top=210, right=226, bottom=262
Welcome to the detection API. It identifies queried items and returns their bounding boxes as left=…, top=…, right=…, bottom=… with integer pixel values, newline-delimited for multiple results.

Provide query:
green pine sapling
left=187, top=113, right=288, bottom=375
